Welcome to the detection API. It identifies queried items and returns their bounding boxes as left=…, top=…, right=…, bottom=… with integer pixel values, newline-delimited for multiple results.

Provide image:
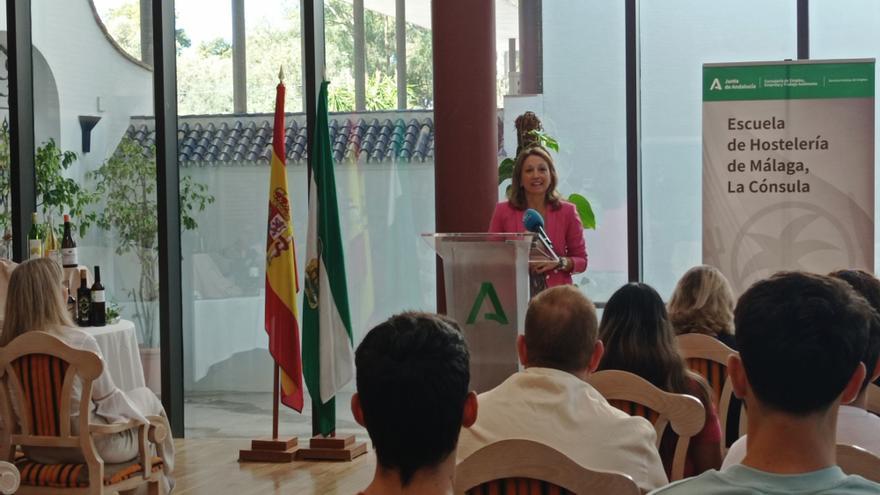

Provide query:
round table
left=82, top=319, right=146, bottom=392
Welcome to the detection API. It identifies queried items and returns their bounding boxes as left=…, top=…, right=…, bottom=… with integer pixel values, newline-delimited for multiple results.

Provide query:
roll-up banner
left=702, top=59, right=875, bottom=294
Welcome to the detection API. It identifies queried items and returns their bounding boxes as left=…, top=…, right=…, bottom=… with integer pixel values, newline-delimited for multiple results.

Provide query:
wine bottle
left=61, top=214, right=79, bottom=268
left=64, top=280, right=76, bottom=321
left=44, top=220, right=61, bottom=266
left=28, top=212, right=42, bottom=260
left=77, top=269, right=91, bottom=327
left=90, top=266, right=106, bottom=326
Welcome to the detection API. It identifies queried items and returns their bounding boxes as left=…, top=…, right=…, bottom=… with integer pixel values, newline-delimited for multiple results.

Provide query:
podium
left=423, top=233, right=535, bottom=392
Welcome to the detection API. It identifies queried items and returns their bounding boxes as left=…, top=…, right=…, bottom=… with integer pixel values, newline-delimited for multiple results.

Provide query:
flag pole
left=238, top=64, right=301, bottom=463
left=273, top=363, right=280, bottom=439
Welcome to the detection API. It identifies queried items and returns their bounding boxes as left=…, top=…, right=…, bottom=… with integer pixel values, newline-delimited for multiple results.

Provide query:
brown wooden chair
left=866, top=383, right=880, bottom=416
left=837, top=444, right=880, bottom=483
left=454, top=438, right=640, bottom=495
left=588, top=370, right=705, bottom=481
left=0, top=331, right=167, bottom=494
left=677, top=333, right=746, bottom=449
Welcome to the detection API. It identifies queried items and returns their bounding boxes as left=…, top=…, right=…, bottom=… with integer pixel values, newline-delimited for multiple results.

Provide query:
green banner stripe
left=315, top=81, right=353, bottom=342
left=703, top=61, right=874, bottom=101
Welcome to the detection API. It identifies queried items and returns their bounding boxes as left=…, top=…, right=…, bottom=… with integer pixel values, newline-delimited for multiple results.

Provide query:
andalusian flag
left=302, top=81, right=355, bottom=436
left=264, top=71, right=304, bottom=412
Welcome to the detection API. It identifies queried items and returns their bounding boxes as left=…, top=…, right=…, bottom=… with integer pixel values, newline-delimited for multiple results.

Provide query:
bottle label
left=62, top=248, right=78, bottom=266
left=92, top=290, right=106, bottom=303
left=28, top=239, right=42, bottom=259
left=78, top=297, right=91, bottom=324
left=47, top=249, right=62, bottom=266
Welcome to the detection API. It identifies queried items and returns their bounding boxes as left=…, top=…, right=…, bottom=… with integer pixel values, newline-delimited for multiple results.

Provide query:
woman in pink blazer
left=488, top=146, right=587, bottom=287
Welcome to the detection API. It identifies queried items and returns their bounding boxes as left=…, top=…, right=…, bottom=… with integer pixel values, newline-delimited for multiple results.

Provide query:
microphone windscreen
left=523, top=208, right=545, bottom=232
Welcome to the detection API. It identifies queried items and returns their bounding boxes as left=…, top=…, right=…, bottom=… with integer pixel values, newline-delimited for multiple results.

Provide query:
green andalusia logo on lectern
left=466, top=282, right=509, bottom=325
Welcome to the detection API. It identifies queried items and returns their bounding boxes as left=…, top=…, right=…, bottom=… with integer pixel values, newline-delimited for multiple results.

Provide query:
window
left=639, top=0, right=797, bottom=297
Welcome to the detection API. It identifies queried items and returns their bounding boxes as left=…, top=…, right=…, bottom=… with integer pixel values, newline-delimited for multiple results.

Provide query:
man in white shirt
left=723, top=269, right=880, bottom=466
left=456, top=285, right=668, bottom=492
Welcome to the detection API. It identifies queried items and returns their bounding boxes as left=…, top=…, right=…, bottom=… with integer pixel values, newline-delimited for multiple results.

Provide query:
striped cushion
left=15, top=456, right=163, bottom=488
left=686, top=358, right=725, bottom=406
left=608, top=399, right=661, bottom=425
left=11, top=354, right=69, bottom=436
left=466, top=477, right=573, bottom=495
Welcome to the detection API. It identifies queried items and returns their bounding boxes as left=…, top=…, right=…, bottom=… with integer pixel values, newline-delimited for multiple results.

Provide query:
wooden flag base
left=295, top=435, right=367, bottom=462
left=239, top=437, right=299, bottom=463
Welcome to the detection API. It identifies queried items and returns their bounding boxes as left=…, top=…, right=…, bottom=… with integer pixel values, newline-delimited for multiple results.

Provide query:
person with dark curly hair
left=352, top=312, right=477, bottom=495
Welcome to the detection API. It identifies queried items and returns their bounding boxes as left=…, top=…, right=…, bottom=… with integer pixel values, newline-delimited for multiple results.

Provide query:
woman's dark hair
left=598, top=282, right=712, bottom=408
left=507, top=146, right=561, bottom=211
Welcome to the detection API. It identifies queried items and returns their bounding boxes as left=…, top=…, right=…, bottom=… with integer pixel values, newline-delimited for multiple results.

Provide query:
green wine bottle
left=28, top=212, right=42, bottom=260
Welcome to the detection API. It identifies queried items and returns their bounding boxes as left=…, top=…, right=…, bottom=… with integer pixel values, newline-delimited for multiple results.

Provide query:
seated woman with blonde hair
left=0, top=258, right=174, bottom=490
left=667, top=265, right=736, bottom=349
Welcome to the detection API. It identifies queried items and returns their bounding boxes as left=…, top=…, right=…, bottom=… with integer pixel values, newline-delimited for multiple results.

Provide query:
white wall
left=31, top=0, right=153, bottom=174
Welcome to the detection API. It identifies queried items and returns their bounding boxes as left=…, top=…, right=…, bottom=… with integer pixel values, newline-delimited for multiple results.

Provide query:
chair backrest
left=588, top=369, right=705, bottom=481
left=837, top=444, right=880, bottom=483
left=677, top=333, right=745, bottom=448
left=866, top=383, right=880, bottom=416
left=454, top=439, right=640, bottom=495
left=0, top=331, right=102, bottom=460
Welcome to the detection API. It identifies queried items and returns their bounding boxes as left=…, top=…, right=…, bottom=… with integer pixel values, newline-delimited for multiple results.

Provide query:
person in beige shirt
left=457, top=285, right=668, bottom=492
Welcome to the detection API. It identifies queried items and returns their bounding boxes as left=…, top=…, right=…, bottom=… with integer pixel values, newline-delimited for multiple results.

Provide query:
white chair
left=0, top=461, right=19, bottom=495
left=677, top=333, right=745, bottom=449
left=837, top=444, right=880, bottom=483
left=455, top=438, right=640, bottom=495
left=589, top=369, right=705, bottom=481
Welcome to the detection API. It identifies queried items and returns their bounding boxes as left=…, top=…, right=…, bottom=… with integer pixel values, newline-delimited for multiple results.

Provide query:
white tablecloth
left=83, top=319, right=146, bottom=392
left=63, top=265, right=93, bottom=293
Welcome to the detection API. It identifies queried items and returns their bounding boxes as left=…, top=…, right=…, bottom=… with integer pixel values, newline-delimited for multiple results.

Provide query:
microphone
left=523, top=208, right=556, bottom=252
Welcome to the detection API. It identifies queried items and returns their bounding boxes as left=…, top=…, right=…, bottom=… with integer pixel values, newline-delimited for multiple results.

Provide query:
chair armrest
left=146, top=416, right=168, bottom=444
left=89, top=419, right=144, bottom=436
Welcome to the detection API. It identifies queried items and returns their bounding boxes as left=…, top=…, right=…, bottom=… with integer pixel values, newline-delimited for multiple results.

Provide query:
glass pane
left=175, top=0, right=307, bottom=438
left=32, top=0, right=161, bottom=393
left=639, top=0, right=797, bottom=298
left=810, top=0, right=880, bottom=270
left=513, top=0, right=626, bottom=302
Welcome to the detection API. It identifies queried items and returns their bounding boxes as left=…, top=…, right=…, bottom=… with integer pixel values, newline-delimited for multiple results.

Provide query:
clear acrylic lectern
left=422, top=233, right=534, bottom=392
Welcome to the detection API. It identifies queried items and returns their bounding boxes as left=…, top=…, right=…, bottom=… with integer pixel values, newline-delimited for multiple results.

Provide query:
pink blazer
left=488, top=201, right=588, bottom=287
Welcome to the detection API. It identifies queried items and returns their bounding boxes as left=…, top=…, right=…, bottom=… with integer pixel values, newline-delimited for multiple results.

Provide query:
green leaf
left=528, top=129, right=560, bottom=152
left=568, top=193, right=596, bottom=230
left=498, top=158, right=514, bottom=185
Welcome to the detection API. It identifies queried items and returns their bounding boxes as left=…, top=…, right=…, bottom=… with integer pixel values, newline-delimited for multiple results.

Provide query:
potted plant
left=89, top=135, right=213, bottom=393
left=499, top=111, right=596, bottom=229
left=0, top=123, right=96, bottom=258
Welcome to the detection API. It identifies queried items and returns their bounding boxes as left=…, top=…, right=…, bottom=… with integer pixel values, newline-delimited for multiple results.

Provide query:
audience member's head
left=0, top=258, right=72, bottom=347
left=732, top=272, right=871, bottom=416
left=828, top=269, right=880, bottom=395
left=521, top=285, right=601, bottom=375
left=599, top=283, right=693, bottom=390
left=668, top=265, right=735, bottom=339
left=353, top=312, right=476, bottom=487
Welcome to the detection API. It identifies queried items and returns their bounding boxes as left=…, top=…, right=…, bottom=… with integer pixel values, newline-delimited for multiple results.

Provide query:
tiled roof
left=125, top=113, right=437, bottom=166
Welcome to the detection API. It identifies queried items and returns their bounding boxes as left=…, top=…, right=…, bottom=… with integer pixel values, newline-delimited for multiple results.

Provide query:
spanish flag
left=264, top=70, right=303, bottom=411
